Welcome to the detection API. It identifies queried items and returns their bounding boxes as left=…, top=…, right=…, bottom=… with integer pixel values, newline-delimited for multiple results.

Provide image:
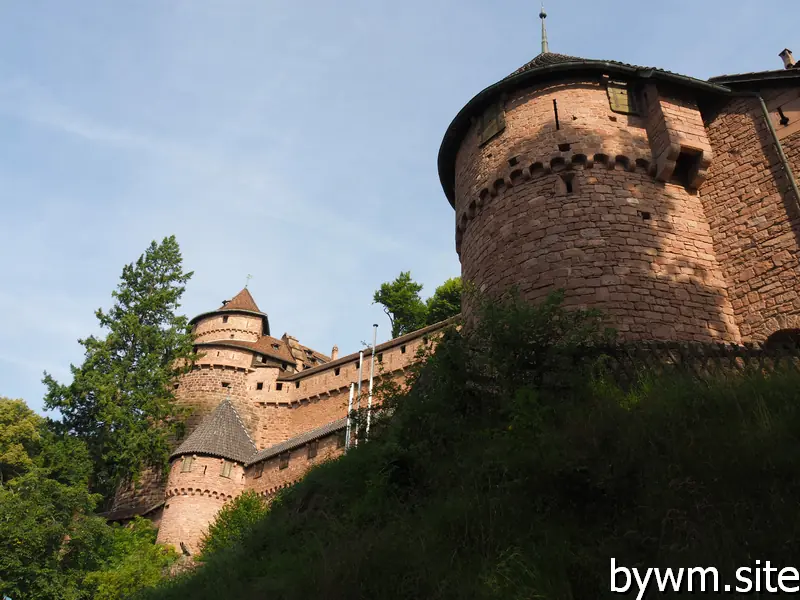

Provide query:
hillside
left=141, top=292, right=800, bottom=599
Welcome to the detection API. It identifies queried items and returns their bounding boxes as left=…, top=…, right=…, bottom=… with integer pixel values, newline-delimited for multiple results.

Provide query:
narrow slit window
left=553, top=99, right=560, bottom=130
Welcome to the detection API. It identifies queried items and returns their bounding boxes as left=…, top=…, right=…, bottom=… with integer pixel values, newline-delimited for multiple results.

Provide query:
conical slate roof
left=171, top=398, right=256, bottom=464
left=219, top=288, right=260, bottom=313
left=506, top=52, right=585, bottom=78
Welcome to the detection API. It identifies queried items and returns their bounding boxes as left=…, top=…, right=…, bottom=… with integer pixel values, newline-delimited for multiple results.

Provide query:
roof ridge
left=225, top=396, right=256, bottom=449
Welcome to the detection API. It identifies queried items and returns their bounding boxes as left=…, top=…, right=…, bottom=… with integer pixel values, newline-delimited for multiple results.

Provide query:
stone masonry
left=114, top=46, right=800, bottom=555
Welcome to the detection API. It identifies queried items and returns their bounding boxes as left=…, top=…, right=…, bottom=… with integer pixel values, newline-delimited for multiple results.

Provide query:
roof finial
left=539, top=3, right=549, bottom=54
left=245, top=273, right=252, bottom=289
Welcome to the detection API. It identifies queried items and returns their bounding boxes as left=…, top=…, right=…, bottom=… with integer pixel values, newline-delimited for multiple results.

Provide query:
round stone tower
left=437, top=42, right=741, bottom=342
left=156, top=398, right=256, bottom=555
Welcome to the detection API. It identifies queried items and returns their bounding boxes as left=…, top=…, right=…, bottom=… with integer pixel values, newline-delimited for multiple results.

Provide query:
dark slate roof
left=172, top=398, right=257, bottom=464
left=246, top=417, right=347, bottom=466
left=507, top=52, right=586, bottom=77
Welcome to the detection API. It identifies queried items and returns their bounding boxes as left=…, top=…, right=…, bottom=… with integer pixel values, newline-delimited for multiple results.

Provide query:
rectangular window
left=336, top=431, right=346, bottom=449
left=254, top=462, right=264, bottom=478
left=400, top=345, right=406, bottom=354
left=279, top=453, right=290, bottom=470
left=607, top=81, right=639, bottom=115
left=256, top=382, right=263, bottom=390
left=221, top=382, right=230, bottom=388
left=334, top=367, right=340, bottom=376
left=307, top=441, right=319, bottom=460
left=295, top=381, right=300, bottom=389
left=478, top=102, right=506, bottom=146
left=221, top=460, right=233, bottom=478
left=222, top=316, right=229, bottom=323
left=276, top=383, right=283, bottom=391
left=377, top=353, right=383, bottom=363
left=181, top=456, right=193, bottom=473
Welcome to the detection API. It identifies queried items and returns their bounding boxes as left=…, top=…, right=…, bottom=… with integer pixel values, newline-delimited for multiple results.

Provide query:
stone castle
left=109, top=24, right=800, bottom=554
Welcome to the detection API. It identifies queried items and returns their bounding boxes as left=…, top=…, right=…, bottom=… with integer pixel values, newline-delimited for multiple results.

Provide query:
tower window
left=378, top=353, right=383, bottom=363
left=671, top=148, right=702, bottom=188
left=400, top=345, right=406, bottom=354
left=181, top=456, right=194, bottom=473
left=220, top=460, right=233, bottom=478
left=307, top=441, right=319, bottom=460
left=222, top=316, right=229, bottom=323
left=276, top=383, right=283, bottom=391
left=256, top=382, right=264, bottom=390
left=295, top=381, right=300, bottom=389
left=478, top=102, right=506, bottom=146
left=272, top=344, right=280, bottom=350
left=607, top=81, right=640, bottom=115
left=334, top=367, right=340, bottom=376
left=279, top=453, right=290, bottom=470
left=221, top=382, right=230, bottom=388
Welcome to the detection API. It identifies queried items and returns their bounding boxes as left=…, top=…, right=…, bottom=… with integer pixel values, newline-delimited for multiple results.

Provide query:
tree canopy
left=373, top=272, right=461, bottom=337
left=43, top=236, right=195, bottom=500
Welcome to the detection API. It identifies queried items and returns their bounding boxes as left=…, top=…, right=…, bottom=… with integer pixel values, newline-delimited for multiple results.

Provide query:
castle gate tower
left=437, top=14, right=755, bottom=342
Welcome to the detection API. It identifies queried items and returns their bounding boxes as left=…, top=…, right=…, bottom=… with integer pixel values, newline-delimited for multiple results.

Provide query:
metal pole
left=365, top=324, right=378, bottom=440
left=345, top=382, right=355, bottom=451
left=355, top=350, right=364, bottom=446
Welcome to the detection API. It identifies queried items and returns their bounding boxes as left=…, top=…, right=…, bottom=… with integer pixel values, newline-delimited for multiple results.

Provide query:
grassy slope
left=142, top=298, right=800, bottom=599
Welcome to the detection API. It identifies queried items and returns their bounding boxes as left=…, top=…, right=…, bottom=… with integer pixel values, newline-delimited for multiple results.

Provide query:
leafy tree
left=425, top=277, right=462, bottom=325
left=373, top=272, right=461, bottom=337
left=200, top=490, right=269, bottom=559
left=0, top=397, right=176, bottom=600
left=0, top=397, right=43, bottom=484
left=43, top=236, right=195, bottom=500
left=82, top=518, right=178, bottom=600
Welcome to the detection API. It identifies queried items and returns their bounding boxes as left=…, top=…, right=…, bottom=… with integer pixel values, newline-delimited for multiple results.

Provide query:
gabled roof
left=246, top=417, right=347, bottom=466
left=218, top=288, right=260, bottom=312
left=172, top=398, right=257, bottom=464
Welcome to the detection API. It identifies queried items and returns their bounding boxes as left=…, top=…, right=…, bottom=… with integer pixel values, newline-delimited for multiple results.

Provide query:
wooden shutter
left=181, top=456, right=193, bottom=473
left=479, top=103, right=506, bottom=145
left=607, top=82, right=639, bottom=115
left=221, top=460, right=232, bottom=478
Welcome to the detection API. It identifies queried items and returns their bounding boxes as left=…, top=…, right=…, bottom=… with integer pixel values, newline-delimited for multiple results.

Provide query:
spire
left=539, top=4, right=549, bottom=54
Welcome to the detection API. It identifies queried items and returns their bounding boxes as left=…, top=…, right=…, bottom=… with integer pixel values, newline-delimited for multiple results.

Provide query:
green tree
left=425, top=277, right=462, bottom=325
left=0, top=397, right=43, bottom=484
left=200, top=490, right=269, bottom=559
left=43, top=236, right=195, bottom=500
left=373, top=272, right=462, bottom=337
left=373, top=271, right=428, bottom=337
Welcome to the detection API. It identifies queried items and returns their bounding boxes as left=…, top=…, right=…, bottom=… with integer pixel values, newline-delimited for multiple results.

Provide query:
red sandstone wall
left=700, top=90, right=800, bottom=341
left=246, top=432, right=344, bottom=499
left=156, top=456, right=246, bottom=554
left=454, top=81, right=738, bottom=342
left=193, top=313, right=261, bottom=344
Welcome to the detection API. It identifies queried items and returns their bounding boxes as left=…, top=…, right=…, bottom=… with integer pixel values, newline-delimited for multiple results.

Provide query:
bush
left=140, top=291, right=800, bottom=599
left=200, top=490, right=269, bottom=559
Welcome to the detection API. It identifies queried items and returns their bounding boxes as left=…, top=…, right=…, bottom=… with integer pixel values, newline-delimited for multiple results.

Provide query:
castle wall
left=109, top=465, right=167, bottom=517
left=246, top=431, right=344, bottom=499
left=193, top=313, right=261, bottom=344
left=700, top=88, right=800, bottom=341
left=156, top=455, right=246, bottom=554
left=454, top=80, right=739, bottom=341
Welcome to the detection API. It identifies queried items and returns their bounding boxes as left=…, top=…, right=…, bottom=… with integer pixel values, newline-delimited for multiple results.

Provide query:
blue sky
left=0, top=0, right=794, bottom=413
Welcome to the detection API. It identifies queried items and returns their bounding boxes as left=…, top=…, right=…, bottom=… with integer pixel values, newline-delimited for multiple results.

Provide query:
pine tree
left=43, top=236, right=195, bottom=501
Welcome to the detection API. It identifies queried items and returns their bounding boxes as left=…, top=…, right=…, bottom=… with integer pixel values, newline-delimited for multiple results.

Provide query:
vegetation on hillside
left=0, top=397, right=178, bottom=599
left=1, top=237, right=193, bottom=598
left=140, top=290, right=800, bottom=599
left=373, top=272, right=462, bottom=337
left=43, top=236, right=196, bottom=501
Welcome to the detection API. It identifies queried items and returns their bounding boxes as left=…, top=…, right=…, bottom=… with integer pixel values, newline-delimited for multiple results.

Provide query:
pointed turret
left=172, top=398, right=257, bottom=464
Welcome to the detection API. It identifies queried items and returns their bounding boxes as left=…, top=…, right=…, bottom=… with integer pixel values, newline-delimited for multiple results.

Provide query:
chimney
left=779, top=48, right=795, bottom=70
left=331, top=345, right=339, bottom=360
